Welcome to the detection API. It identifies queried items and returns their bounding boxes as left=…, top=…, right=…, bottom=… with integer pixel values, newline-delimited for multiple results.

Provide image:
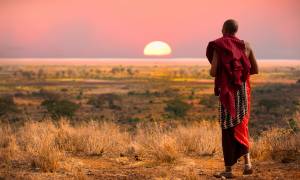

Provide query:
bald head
left=222, top=19, right=238, bottom=35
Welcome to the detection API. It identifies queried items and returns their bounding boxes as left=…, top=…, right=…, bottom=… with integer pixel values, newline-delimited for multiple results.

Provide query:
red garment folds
left=234, top=76, right=251, bottom=148
left=206, top=35, right=251, bottom=118
left=206, top=35, right=251, bottom=148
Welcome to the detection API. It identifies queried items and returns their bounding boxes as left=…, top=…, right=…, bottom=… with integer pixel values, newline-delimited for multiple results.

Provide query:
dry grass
left=55, top=120, right=132, bottom=156
left=134, top=121, right=221, bottom=163
left=0, top=123, right=20, bottom=163
left=135, top=122, right=180, bottom=163
left=251, top=128, right=300, bottom=161
left=173, top=121, right=221, bottom=156
left=17, top=120, right=63, bottom=172
left=0, top=119, right=299, bottom=178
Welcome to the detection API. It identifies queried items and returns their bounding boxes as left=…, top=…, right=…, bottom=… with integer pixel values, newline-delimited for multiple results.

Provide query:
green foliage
left=126, top=117, right=142, bottom=123
left=0, top=95, right=18, bottom=117
left=288, top=118, right=299, bottom=132
left=200, top=95, right=218, bottom=109
left=188, top=89, right=196, bottom=100
left=41, top=99, right=80, bottom=119
left=88, top=93, right=121, bottom=110
left=165, top=98, right=192, bottom=118
left=76, top=90, right=83, bottom=100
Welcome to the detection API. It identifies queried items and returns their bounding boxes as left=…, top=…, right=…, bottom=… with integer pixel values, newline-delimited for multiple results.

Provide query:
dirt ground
left=1, top=155, right=299, bottom=180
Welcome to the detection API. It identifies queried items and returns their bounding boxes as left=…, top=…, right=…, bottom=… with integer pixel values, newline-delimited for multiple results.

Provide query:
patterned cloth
left=219, top=81, right=248, bottom=129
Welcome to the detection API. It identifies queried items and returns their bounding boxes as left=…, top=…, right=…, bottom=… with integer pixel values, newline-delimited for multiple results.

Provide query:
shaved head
left=222, top=19, right=238, bottom=35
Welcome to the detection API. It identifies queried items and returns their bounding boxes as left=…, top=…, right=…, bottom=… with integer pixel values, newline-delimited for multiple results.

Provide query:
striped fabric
left=219, top=81, right=248, bottom=129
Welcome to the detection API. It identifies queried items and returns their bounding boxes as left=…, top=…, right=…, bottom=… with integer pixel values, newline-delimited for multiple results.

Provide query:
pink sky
left=0, top=0, right=299, bottom=59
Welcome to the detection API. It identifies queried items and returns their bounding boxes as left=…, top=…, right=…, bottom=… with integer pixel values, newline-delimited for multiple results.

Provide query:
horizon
left=1, top=58, right=300, bottom=66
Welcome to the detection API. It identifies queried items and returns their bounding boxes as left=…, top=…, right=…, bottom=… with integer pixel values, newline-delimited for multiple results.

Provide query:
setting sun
left=144, top=41, right=172, bottom=56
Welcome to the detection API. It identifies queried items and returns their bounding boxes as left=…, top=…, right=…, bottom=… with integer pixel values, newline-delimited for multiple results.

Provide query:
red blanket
left=206, top=35, right=251, bottom=117
left=206, top=35, right=251, bottom=148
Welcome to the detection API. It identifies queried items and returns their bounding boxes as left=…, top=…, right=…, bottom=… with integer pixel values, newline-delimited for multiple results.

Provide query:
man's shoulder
left=244, top=41, right=251, bottom=49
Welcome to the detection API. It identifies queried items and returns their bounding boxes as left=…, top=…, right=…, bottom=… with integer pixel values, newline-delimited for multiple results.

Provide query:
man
left=206, top=19, right=258, bottom=178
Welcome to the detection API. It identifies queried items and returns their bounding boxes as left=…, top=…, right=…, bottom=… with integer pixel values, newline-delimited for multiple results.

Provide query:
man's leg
left=243, top=153, right=253, bottom=175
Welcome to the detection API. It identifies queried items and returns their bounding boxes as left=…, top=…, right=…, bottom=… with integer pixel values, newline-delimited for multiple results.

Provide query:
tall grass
left=0, top=119, right=299, bottom=175
left=251, top=128, right=300, bottom=161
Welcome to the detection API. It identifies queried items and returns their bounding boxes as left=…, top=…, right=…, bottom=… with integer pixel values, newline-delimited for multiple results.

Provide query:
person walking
left=206, top=19, right=259, bottom=178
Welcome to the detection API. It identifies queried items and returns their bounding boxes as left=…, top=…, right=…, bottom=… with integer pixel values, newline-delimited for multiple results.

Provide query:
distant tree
left=41, top=99, right=80, bottom=119
left=88, top=93, right=121, bottom=110
left=165, top=98, right=192, bottom=118
left=67, top=69, right=75, bottom=78
left=189, top=89, right=196, bottom=100
left=127, top=67, right=134, bottom=76
left=33, top=88, right=60, bottom=100
left=0, top=95, right=18, bottom=117
left=37, top=68, right=46, bottom=79
left=21, top=71, right=35, bottom=80
left=88, top=96, right=105, bottom=109
left=76, top=90, right=84, bottom=100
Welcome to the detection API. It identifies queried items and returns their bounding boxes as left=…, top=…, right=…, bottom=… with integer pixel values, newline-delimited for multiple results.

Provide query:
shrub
left=88, top=93, right=121, bottom=110
left=200, top=94, right=218, bottom=109
left=165, top=98, right=192, bottom=118
left=41, top=99, right=80, bottom=119
left=0, top=95, right=18, bottom=117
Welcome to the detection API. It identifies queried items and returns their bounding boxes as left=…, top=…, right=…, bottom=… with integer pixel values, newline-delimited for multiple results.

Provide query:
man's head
left=222, top=19, right=238, bottom=35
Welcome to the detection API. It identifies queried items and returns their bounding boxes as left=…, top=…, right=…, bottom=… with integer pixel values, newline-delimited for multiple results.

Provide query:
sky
left=0, top=0, right=300, bottom=59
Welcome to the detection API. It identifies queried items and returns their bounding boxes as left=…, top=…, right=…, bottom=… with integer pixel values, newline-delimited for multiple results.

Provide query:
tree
left=0, top=95, right=18, bottom=117
left=165, top=98, right=192, bottom=118
left=41, top=99, right=80, bottom=119
left=87, top=93, right=121, bottom=110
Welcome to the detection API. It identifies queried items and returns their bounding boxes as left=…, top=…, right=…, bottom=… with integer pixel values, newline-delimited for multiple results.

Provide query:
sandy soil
left=1, top=155, right=299, bottom=180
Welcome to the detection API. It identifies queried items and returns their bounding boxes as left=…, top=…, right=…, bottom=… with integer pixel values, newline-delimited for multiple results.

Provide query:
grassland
left=0, top=59, right=300, bottom=179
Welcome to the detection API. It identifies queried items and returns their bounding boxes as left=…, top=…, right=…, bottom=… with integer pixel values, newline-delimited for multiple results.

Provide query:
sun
left=144, top=41, right=172, bottom=56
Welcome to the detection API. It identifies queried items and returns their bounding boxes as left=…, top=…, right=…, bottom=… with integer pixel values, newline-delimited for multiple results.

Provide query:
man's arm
left=249, top=48, right=259, bottom=75
left=245, top=42, right=259, bottom=75
left=210, top=50, right=218, bottom=77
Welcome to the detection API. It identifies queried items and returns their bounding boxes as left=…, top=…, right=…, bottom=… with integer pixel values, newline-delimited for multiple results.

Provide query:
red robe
left=206, top=35, right=251, bottom=148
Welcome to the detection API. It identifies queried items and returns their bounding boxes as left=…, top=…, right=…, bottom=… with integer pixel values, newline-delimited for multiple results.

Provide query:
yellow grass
left=251, top=128, right=300, bottom=161
left=0, top=119, right=299, bottom=176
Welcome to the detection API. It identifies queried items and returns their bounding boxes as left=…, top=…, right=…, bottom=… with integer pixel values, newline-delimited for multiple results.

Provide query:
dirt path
left=1, top=155, right=299, bottom=179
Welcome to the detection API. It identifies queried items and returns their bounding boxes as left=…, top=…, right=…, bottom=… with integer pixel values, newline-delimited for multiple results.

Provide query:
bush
left=200, top=94, right=218, bottom=109
left=41, top=99, right=80, bottom=119
left=33, top=88, right=60, bottom=100
left=88, top=93, right=121, bottom=110
left=0, top=95, right=18, bottom=117
left=165, top=98, right=192, bottom=118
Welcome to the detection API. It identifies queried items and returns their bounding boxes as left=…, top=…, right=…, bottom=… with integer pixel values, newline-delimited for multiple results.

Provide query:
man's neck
left=223, top=34, right=236, bottom=38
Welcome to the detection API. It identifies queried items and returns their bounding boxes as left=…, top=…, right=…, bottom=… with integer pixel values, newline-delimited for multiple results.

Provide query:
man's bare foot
left=213, top=171, right=234, bottom=178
